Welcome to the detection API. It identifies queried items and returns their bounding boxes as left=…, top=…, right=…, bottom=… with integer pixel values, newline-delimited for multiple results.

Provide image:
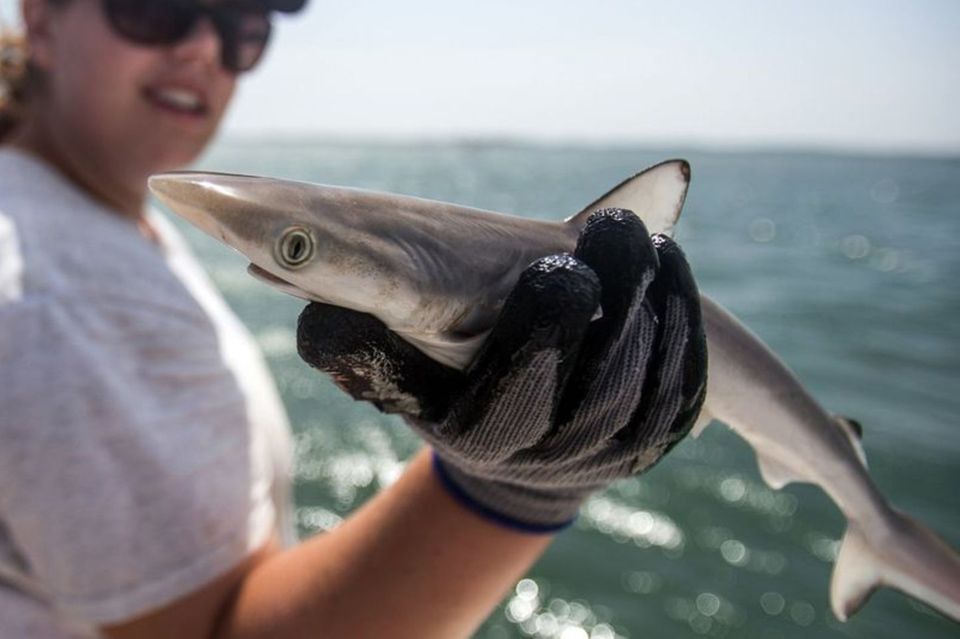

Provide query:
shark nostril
left=277, top=227, right=314, bottom=268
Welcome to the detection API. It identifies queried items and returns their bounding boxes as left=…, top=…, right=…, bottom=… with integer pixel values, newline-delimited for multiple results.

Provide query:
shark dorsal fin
left=565, top=159, right=691, bottom=237
left=834, top=415, right=868, bottom=468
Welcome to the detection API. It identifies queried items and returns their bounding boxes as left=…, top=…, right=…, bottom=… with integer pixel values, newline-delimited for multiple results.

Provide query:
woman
left=0, top=0, right=707, bottom=637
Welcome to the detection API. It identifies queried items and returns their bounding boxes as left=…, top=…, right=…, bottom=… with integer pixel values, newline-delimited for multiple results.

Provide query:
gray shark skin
left=149, top=160, right=960, bottom=623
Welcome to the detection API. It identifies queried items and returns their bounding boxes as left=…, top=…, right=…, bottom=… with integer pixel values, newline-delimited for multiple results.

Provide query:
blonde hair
left=0, top=28, right=29, bottom=142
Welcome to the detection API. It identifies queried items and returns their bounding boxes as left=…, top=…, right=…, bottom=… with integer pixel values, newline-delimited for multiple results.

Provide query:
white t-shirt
left=0, top=148, right=295, bottom=637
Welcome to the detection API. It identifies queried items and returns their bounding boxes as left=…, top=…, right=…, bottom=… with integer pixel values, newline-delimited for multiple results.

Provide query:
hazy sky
left=3, top=0, right=958, bottom=152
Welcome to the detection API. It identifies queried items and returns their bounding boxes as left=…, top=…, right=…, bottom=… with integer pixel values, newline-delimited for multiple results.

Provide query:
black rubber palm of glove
left=297, top=208, right=707, bottom=531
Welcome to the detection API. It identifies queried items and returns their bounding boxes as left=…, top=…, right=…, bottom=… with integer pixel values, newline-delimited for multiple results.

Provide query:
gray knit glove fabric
left=297, top=209, right=707, bottom=532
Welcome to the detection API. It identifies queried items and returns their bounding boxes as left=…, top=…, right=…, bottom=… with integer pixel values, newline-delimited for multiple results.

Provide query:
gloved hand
left=297, top=209, right=707, bottom=532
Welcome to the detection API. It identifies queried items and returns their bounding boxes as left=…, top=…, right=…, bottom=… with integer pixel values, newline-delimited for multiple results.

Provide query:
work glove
left=297, top=209, right=707, bottom=532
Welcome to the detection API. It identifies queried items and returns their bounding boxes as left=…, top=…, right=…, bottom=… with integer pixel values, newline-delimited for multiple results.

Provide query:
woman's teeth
left=148, top=88, right=205, bottom=114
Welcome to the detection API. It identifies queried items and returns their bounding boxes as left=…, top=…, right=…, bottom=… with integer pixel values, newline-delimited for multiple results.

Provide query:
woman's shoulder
left=0, top=148, right=197, bottom=310
left=0, top=147, right=89, bottom=216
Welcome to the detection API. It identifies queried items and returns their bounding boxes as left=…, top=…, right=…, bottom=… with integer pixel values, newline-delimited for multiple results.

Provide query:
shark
left=148, top=159, right=960, bottom=623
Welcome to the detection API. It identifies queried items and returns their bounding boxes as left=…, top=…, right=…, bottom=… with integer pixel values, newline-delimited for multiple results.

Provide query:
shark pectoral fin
left=756, top=453, right=801, bottom=490
left=565, top=159, right=691, bottom=237
left=395, top=329, right=490, bottom=371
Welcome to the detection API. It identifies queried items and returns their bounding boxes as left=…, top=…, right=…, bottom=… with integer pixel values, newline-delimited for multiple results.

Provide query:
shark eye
left=277, top=227, right=314, bottom=269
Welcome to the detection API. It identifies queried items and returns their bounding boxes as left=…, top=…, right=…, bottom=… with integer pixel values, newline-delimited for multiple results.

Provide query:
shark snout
left=148, top=171, right=322, bottom=276
left=148, top=171, right=241, bottom=240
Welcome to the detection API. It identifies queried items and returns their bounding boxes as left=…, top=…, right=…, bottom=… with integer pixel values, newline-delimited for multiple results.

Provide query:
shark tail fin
left=830, top=511, right=960, bottom=622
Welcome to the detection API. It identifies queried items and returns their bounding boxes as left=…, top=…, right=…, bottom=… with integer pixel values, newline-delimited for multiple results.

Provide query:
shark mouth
left=246, top=264, right=315, bottom=302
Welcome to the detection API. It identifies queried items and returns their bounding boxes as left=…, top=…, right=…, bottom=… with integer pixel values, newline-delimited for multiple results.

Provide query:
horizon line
left=214, top=132, right=960, bottom=161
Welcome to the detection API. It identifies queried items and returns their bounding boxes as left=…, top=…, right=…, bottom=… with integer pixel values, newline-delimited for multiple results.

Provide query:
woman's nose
left=169, top=16, right=223, bottom=69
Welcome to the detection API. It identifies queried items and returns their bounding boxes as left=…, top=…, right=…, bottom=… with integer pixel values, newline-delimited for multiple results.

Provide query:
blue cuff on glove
left=430, top=451, right=577, bottom=535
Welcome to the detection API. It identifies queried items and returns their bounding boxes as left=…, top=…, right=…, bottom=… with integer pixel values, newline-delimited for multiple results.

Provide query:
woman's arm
left=104, top=448, right=553, bottom=639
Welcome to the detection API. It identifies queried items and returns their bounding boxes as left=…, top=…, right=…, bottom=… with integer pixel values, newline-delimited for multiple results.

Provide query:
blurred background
left=231, top=0, right=957, bottom=152
left=1, top=0, right=957, bottom=147
left=4, top=1, right=958, bottom=637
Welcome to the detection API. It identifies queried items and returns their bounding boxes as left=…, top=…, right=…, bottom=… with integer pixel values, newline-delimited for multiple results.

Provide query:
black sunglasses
left=102, top=0, right=273, bottom=73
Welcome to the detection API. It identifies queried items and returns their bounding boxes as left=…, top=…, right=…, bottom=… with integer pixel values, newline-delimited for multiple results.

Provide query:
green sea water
left=174, top=140, right=959, bottom=639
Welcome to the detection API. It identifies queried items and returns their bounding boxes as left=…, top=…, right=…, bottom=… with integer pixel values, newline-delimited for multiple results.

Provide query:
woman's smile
left=142, top=83, right=211, bottom=119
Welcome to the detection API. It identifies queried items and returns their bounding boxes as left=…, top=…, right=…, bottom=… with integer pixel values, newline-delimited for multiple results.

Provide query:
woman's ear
left=21, top=0, right=54, bottom=70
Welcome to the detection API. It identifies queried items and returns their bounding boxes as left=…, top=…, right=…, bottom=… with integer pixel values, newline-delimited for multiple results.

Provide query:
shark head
left=148, top=171, right=432, bottom=319
left=149, top=171, right=318, bottom=298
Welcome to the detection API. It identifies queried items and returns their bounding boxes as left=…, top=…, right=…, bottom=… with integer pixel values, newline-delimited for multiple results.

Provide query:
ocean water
left=178, top=140, right=959, bottom=638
